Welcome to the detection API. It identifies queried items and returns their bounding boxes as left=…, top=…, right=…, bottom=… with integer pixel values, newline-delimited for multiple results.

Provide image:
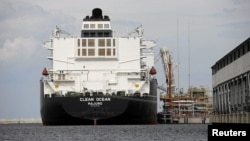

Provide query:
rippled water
left=0, top=123, right=208, bottom=141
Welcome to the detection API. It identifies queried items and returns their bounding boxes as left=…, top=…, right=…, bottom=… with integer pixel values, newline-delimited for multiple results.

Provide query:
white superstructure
left=42, top=9, right=156, bottom=97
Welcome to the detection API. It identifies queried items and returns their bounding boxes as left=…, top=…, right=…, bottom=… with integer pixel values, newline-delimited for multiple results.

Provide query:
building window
left=78, top=49, right=81, bottom=56
left=107, top=39, right=111, bottom=47
left=88, top=49, right=95, bottom=56
left=82, top=39, right=86, bottom=47
left=90, top=24, right=95, bottom=29
left=244, top=43, right=249, bottom=53
left=90, top=32, right=95, bottom=37
left=98, top=24, right=103, bottom=29
left=98, top=32, right=103, bottom=37
left=104, top=24, right=109, bottom=28
left=84, top=24, right=89, bottom=29
left=113, top=39, right=116, bottom=46
left=88, top=39, right=95, bottom=47
left=77, top=39, right=80, bottom=47
left=98, top=49, right=105, bottom=56
left=83, top=32, right=89, bottom=37
left=242, top=45, right=245, bottom=55
left=104, top=32, right=109, bottom=37
left=107, top=49, right=111, bottom=56
left=98, top=39, right=105, bottom=47
left=248, top=42, right=250, bottom=51
left=82, top=49, right=87, bottom=56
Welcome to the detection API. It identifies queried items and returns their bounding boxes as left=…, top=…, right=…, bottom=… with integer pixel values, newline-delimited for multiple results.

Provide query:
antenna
left=188, top=18, right=191, bottom=96
left=177, top=18, right=180, bottom=94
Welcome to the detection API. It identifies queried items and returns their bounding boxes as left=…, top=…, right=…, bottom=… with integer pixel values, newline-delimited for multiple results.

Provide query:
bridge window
left=77, top=39, right=80, bottom=47
left=98, top=49, right=105, bottom=56
left=98, top=39, right=105, bottom=47
left=84, top=24, right=89, bottom=29
left=78, top=49, right=80, bottom=56
left=98, top=24, right=103, bottom=29
left=104, top=24, right=109, bottom=28
left=82, top=39, right=86, bottom=47
left=88, top=49, right=95, bottom=56
left=76, top=38, right=116, bottom=57
left=107, top=39, right=111, bottom=47
left=88, top=39, right=95, bottom=47
left=82, top=49, right=86, bottom=56
left=107, top=49, right=111, bottom=56
left=113, top=39, right=116, bottom=46
left=90, top=24, right=95, bottom=29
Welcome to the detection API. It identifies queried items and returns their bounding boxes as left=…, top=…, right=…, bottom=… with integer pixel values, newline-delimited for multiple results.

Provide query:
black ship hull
left=40, top=79, right=158, bottom=125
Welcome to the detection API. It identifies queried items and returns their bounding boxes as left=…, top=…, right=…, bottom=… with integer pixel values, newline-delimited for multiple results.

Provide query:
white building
left=211, top=37, right=250, bottom=123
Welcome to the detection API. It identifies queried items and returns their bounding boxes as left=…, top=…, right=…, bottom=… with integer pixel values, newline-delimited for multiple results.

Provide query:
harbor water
left=0, top=123, right=208, bottom=141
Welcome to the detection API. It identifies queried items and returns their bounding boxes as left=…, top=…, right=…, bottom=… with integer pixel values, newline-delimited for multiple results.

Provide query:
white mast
left=188, top=18, right=191, bottom=97
left=177, top=18, right=180, bottom=94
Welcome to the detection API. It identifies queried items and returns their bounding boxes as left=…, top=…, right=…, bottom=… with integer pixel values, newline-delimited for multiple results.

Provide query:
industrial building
left=211, top=37, right=250, bottom=123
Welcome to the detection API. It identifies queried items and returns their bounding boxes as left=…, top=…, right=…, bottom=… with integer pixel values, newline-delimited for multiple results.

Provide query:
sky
left=0, top=0, right=250, bottom=118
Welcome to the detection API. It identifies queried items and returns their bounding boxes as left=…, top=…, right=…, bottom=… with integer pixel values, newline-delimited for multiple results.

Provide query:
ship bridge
left=81, top=8, right=112, bottom=38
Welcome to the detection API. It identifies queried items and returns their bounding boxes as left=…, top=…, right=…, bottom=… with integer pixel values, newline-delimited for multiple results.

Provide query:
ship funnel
left=92, top=8, right=103, bottom=19
left=83, top=8, right=110, bottom=21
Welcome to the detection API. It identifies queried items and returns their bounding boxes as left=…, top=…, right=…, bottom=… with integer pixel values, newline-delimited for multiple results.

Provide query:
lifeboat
left=149, top=66, right=157, bottom=75
left=42, top=68, right=48, bottom=76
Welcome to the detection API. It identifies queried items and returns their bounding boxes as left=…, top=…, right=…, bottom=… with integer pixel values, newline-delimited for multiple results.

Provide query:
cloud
left=0, top=0, right=78, bottom=41
left=0, top=37, right=38, bottom=63
left=0, top=0, right=78, bottom=65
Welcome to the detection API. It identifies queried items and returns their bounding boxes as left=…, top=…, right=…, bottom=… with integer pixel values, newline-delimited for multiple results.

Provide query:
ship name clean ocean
left=80, top=97, right=111, bottom=102
left=80, top=97, right=111, bottom=107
